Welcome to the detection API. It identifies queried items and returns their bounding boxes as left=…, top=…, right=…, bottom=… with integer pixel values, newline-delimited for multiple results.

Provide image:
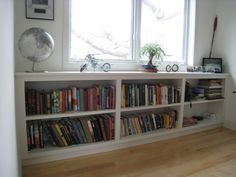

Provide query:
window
left=64, top=0, right=195, bottom=70
left=141, top=0, right=185, bottom=62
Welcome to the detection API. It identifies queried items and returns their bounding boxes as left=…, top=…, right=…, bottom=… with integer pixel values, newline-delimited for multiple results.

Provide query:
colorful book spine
left=77, top=88, right=81, bottom=111
left=71, top=87, right=78, bottom=111
left=67, top=89, right=72, bottom=111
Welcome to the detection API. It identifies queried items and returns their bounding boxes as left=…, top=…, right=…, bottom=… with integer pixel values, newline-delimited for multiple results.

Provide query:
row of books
left=120, top=110, right=178, bottom=137
left=25, top=85, right=116, bottom=115
left=121, top=83, right=181, bottom=108
left=26, top=114, right=114, bottom=151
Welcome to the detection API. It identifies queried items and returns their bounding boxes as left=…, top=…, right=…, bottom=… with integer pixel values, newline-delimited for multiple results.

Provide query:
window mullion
left=187, top=0, right=196, bottom=66
left=132, top=0, right=142, bottom=61
left=183, top=0, right=190, bottom=64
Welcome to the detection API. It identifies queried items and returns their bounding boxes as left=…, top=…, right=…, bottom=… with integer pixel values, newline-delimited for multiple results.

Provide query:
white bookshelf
left=15, top=72, right=229, bottom=165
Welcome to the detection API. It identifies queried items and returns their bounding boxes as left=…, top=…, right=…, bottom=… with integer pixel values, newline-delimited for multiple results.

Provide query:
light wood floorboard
left=23, top=128, right=236, bottom=177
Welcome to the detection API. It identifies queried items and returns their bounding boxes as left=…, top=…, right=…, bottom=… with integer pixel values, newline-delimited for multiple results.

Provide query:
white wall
left=194, top=0, right=217, bottom=66
left=15, top=0, right=64, bottom=72
left=215, top=0, right=236, bottom=129
left=215, top=0, right=236, bottom=81
left=0, top=0, right=19, bottom=177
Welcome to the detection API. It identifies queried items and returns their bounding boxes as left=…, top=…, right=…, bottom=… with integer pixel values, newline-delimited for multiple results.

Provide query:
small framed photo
left=202, top=58, right=222, bottom=73
left=25, top=0, right=54, bottom=20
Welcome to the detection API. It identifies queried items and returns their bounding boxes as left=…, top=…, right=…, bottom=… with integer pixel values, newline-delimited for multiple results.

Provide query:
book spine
left=64, top=89, right=68, bottom=112
left=45, top=92, right=50, bottom=114
left=98, top=117, right=107, bottom=141
left=54, top=122, right=68, bottom=146
left=76, top=119, right=87, bottom=143
left=122, top=117, right=129, bottom=136
left=36, top=91, right=40, bottom=114
left=59, top=120, right=72, bottom=145
left=122, top=84, right=126, bottom=108
left=135, top=85, right=140, bottom=106
left=50, top=121, right=64, bottom=146
left=80, top=118, right=93, bottom=143
left=77, top=88, right=81, bottom=111
left=90, top=118, right=100, bottom=142
left=26, top=121, right=32, bottom=150
left=62, top=118, right=78, bottom=144
left=109, top=116, right=113, bottom=140
left=93, top=86, right=98, bottom=111
left=89, top=88, right=93, bottom=111
left=84, top=88, right=89, bottom=111
left=87, top=119, right=95, bottom=142
left=71, top=87, right=78, bottom=111
left=145, top=84, right=148, bottom=106
left=67, top=89, right=72, bottom=111
left=38, top=120, right=44, bottom=148
left=61, top=89, right=66, bottom=113
left=59, top=90, right=63, bottom=112
left=79, top=88, right=84, bottom=111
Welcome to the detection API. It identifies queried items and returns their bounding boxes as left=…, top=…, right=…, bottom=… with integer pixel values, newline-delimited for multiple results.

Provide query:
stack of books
left=198, top=79, right=223, bottom=100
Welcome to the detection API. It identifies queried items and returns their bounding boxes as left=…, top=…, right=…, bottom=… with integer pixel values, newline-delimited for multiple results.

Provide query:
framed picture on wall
left=25, top=0, right=54, bottom=20
left=202, top=58, right=222, bottom=73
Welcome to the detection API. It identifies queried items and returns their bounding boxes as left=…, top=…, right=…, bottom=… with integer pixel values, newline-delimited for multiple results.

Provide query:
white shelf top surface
left=15, top=71, right=230, bottom=81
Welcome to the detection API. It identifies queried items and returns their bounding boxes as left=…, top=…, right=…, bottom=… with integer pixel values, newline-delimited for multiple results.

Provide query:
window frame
left=63, top=0, right=195, bottom=71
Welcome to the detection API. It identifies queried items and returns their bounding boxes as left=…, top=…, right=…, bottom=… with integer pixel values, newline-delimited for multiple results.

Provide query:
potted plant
left=141, top=43, right=166, bottom=72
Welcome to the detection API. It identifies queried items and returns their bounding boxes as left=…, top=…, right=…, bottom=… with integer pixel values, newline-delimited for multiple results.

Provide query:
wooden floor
left=23, top=128, right=236, bottom=177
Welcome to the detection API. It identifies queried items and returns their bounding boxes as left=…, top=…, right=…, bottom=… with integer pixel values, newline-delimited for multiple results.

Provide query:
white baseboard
left=223, top=121, right=236, bottom=130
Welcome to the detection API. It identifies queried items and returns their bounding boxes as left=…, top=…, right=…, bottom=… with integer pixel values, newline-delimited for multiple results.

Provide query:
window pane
left=70, top=0, right=132, bottom=61
left=141, top=0, right=185, bottom=62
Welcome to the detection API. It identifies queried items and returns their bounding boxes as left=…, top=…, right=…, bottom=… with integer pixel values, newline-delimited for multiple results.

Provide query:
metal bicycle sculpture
left=80, top=54, right=111, bottom=72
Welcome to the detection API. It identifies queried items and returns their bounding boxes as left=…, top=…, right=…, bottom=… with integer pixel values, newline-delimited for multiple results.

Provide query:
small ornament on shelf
left=80, top=54, right=111, bottom=72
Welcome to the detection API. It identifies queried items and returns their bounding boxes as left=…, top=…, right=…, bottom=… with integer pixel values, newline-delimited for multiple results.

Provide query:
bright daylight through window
left=66, top=0, right=193, bottom=69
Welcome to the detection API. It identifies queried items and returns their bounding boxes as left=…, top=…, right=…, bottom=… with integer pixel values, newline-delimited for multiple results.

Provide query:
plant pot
left=141, top=64, right=158, bottom=72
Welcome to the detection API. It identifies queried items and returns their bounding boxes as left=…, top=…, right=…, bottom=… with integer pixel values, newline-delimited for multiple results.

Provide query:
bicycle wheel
left=102, top=63, right=111, bottom=72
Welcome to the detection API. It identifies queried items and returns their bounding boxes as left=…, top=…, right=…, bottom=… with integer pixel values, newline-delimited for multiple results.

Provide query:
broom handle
left=209, top=16, right=218, bottom=58
left=209, top=31, right=215, bottom=58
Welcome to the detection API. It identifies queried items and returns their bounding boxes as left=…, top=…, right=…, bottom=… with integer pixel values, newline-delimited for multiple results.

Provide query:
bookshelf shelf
left=120, top=127, right=181, bottom=140
left=184, top=98, right=225, bottom=106
left=25, top=109, right=116, bottom=121
left=15, top=72, right=229, bottom=165
left=182, top=118, right=223, bottom=130
left=121, top=103, right=181, bottom=112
